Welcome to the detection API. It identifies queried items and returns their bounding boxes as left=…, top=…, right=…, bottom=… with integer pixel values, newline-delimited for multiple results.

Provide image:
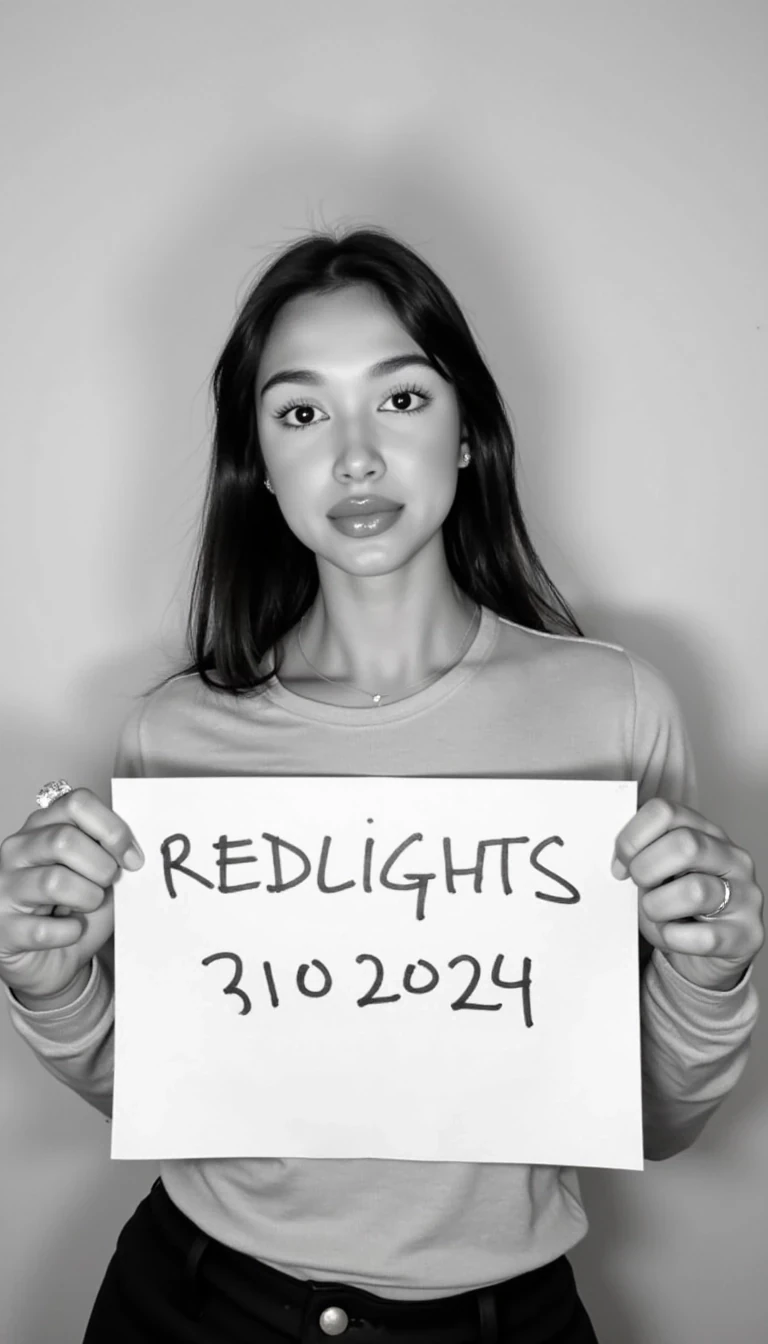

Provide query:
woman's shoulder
left=492, top=611, right=628, bottom=675
left=121, top=667, right=227, bottom=726
left=490, top=612, right=680, bottom=716
left=488, top=615, right=693, bottom=801
left=112, top=666, right=269, bottom=775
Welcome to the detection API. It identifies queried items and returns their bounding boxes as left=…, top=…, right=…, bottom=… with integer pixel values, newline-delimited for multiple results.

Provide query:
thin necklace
left=295, top=603, right=481, bottom=707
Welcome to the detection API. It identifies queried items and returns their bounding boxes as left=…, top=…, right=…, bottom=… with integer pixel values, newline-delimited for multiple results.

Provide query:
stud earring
left=264, top=476, right=275, bottom=494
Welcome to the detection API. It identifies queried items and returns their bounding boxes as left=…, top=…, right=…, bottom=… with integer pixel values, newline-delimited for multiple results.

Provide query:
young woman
left=1, top=227, right=763, bottom=1344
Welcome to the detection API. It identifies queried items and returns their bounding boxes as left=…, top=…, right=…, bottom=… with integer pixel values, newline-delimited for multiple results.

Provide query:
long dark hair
left=148, top=225, right=583, bottom=697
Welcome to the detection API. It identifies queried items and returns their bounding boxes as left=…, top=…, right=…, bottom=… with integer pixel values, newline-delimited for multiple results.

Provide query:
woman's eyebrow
left=259, top=354, right=435, bottom=400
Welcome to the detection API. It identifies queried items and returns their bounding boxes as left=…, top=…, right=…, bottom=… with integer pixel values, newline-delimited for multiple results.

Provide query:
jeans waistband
left=149, top=1177, right=578, bottom=1344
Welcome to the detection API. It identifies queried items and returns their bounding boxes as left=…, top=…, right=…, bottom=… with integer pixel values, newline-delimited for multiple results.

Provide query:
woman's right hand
left=0, top=787, right=144, bottom=1005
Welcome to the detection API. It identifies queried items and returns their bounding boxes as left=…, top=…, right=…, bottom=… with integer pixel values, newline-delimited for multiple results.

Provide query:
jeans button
left=318, top=1304, right=349, bottom=1335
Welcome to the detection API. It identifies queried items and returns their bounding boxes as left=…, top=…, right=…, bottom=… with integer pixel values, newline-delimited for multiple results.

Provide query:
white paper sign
left=110, top=776, right=641, bottom=1170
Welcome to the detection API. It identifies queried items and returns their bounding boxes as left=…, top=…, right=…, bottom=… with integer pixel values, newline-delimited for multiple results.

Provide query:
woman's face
left=255, top=284, right=467, bottom=582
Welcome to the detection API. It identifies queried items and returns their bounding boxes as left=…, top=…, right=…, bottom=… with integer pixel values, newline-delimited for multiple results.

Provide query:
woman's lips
left=327, top=495, right=402, bottom=518
left=328, top=507, right=403, bottom=538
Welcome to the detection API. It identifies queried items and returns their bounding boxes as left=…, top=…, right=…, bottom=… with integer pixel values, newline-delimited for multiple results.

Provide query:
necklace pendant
left=372, top=693, right=382, bottom=705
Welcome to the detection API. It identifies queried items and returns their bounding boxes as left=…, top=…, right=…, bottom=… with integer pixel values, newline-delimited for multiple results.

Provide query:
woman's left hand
left=612, top=798, right=765, bottom=991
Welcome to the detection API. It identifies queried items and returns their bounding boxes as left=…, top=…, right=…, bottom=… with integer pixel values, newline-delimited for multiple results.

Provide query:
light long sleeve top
left=7, top=606, right=760, bottom=1299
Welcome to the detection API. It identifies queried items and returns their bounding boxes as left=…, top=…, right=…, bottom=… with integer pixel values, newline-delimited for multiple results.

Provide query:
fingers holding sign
left=612, top=798, right=765, bottom=991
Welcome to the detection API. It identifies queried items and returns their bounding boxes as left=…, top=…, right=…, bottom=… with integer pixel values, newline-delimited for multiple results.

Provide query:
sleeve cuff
left=5, top=957, right=114, bottom=1050
left=648, top=947, right=760, bottom=1030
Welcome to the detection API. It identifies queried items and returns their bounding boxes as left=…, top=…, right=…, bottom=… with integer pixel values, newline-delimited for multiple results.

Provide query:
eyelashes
left=272, top=382, right=433, bottom=431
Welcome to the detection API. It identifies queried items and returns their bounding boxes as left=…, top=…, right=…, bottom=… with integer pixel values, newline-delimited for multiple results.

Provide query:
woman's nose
left=333, top=434, right=385, bottom=481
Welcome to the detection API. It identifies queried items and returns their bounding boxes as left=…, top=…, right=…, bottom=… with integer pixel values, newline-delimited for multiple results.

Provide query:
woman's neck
left=281, top=586, right=479, bottom=703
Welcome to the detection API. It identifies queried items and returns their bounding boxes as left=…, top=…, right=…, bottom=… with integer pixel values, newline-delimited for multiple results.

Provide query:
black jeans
left=82, top=1177, right=599, bottom=1344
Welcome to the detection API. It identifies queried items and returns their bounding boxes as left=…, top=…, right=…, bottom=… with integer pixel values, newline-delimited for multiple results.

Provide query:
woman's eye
left=274, top=402, right=328, bottom=429
left=273, top=383, right=432, bottom=431
left=382, top=387, right=431, bottom=415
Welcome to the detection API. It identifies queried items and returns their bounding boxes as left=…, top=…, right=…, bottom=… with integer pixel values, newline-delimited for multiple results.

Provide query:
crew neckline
left=263, top=604, right=499, bottom=725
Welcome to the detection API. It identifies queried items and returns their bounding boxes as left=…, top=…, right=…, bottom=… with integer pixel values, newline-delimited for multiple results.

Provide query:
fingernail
left=123, top=844, right=144, bottom=871
left=611, top=855, right=628, bottom=880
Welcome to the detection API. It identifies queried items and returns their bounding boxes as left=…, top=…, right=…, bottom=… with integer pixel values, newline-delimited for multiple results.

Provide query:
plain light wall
left=1, top=2, right=766, bottom=1341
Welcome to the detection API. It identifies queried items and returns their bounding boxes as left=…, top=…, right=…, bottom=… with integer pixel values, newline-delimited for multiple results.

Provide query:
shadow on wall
left=0, top=682, right=165, bottom=1344
left=568, top=603, right=767, bottom=1343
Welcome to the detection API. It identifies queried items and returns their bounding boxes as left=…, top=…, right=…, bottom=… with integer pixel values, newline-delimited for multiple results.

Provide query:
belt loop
left=477, top=1286, right=499, bottom=1344
left=184, top=1231, right=210, bottom=1320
